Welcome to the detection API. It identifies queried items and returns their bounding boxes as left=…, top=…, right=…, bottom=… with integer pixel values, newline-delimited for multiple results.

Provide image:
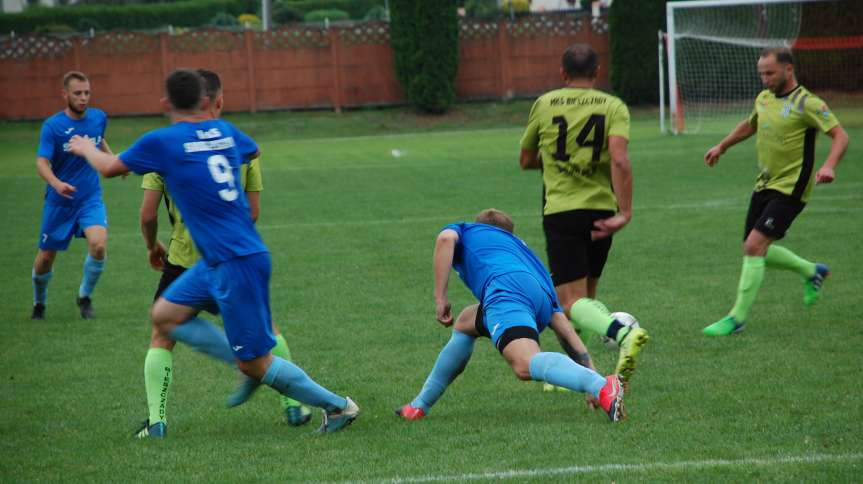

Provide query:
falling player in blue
left=32, top=71, right=112, bottom=320
left=396, top=209, right=626, bottom=422
left=68, top=69, right=359, bottom=437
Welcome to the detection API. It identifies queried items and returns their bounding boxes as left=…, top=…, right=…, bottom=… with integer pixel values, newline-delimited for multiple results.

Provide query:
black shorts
left=153, top=261, right=187, bottom=301
left=743, top=189, right=805, bottom=241
left=474, top=304, right=540, bottom=354
left=543, top=209, right=615, bottom=285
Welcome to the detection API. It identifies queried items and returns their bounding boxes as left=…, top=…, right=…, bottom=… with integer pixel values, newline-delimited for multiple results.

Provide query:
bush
left=272, top=1, right=303, bottom=24
left=34, top=23, right=75, bottom=34
left=363, top=5, right=388, bottom=21
left=208, top=11, right=240, bottom=27
left=464, top=0, right=497, bottom=19
left=303, top=8, right=349, bottom=23
left=390, top=0, right=459, bottom=113
left=284, top=0, right=382, bottom=19
left=608, top=0, right=666, bottom=105
left=500, top=0, right=529, bottom=15
left=237, top=13, right=261, bottom=28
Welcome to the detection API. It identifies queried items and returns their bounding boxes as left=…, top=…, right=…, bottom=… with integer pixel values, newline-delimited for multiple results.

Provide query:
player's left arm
left=433, top=229, right=459, bottom=327
left=815, top=125, right=849, bottom=184
left=519, top=99, right=542, bottom=170
left=243, top=158, right=263, bottom=222
left=67, top=135, right=129, bottom=177
left=549, top=312, right=600, bottom=410
left=591, top=134, right=632, bottom=240
left=519, top=148, right=541, bottom=170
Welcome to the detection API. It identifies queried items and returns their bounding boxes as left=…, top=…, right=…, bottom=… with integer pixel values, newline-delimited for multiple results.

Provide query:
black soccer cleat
left=31, top=303, right=45, bottom=320
left=76, top=296, right=94, bottom=319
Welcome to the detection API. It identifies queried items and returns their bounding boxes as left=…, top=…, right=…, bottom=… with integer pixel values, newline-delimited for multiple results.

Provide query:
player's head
left=197, top=68, right=224, bottom=118
left=61, top=71, right=90, bottom=116
left=164, top=69, right=207, bottom=114
left=758, top=47, right=796, bottom=94
left=475, top=208, right=514, bottom=233
left=561, top=44, right=599, bottom=81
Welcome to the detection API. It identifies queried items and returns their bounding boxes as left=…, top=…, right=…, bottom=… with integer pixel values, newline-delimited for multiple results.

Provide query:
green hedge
left=390, top=0, right=459, bottom=113
left=279, top=0, right=382, bottom=20
left=303, top=8, right=349, bottom=23
left=608, top=0, right=666, bottom=105
left=0, top=0, right=257, bottom=34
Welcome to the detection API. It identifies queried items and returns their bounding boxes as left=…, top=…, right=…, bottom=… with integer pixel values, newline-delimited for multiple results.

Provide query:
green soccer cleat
left=615, top=327, right=649, bottom=384
left=541, top=383, right=571, bottom=393
left=285, top=404, right=312, bottom=427
left=803, top=263, right=830, bottom=307
left=316, top=397, right=359, bottom=434
left=134, top=420, right=166, bottom=439
left=703, top=316, right=745, bottom=336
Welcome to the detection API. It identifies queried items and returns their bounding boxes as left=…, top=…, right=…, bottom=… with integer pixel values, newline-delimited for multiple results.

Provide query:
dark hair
left=165, top=69, right=205, bottom=111
left=760, top=47, right=794, bottom=65
left=562, top=43, right=599, bottom=79
left=196, top=68, right=222, bottom=101
left=62, top=70, right=88, bottom=88
left=475, top=208, right=515, bottom=233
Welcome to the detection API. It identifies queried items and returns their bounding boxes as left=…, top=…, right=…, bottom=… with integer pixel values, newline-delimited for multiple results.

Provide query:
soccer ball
left=602, top=312, right=640, bottom=350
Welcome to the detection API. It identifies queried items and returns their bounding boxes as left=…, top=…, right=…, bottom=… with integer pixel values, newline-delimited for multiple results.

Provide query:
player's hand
left=815, top=166, right=835, bottom=184
left=704, top=145, right=724, bottom=167
left=67, top=135, right=94, bottom=157
left=591, top=214, right=629, bottom=240
left=51, top=181, right=76, bottom=199
left=147, top=241, right=167, bottom=271
left=436, top=298, right=453, bottom=327
left=585, top=394, right=600, bottom=410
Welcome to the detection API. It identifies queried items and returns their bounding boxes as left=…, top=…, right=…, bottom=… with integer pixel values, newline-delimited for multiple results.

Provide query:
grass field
left=1, top=101, right=861, bottom=482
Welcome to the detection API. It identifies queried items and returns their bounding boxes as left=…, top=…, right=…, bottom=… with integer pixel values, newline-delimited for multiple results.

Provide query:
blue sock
left=78, top=255, right=105, bottom=298
left=32, top=270, right=53, bottom=305
left=411, top=331, right=475, bottom=413
left=529, top=352, right=606, bottom=397
left=262, top=356, right=346, bottom=412
left=169, top=317, right=234, bottom=363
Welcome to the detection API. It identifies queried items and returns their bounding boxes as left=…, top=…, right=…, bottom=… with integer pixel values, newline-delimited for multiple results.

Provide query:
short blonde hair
left=475, top=208, right=514, bottom=233
left=62, top=71, right=88, bottom=89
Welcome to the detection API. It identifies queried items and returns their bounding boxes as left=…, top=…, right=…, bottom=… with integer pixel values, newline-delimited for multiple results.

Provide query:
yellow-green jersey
left=140, top=158, right=263, bottom=268
left=748, top=85, right=839, bottom=202
left=520, top=87, right=630, bottom=215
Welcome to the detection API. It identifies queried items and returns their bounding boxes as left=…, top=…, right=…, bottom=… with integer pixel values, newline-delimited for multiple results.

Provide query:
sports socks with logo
left=78, top=254, right=105, bottom=298
left=261, top=356, right=346, bottom=413
left=271, top=334, right=302, bottom=410
left=765, top=245, right=816, bottom=278
left=570, top=298, right=628, bottom=344
left=144, top=348, right=173, bottom=424
left=729, top=256, right=765, bottom=322
left=411, top=330, right=475, bottom=414
left=169, top=317, right=234, bottom=363
left=528, top=352, right=606, bottom=397
left=32, top=269, right=53, bottom=305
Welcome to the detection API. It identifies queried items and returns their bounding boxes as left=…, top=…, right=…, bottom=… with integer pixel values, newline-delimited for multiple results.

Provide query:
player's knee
left=34, top=250, right=57, bottom=272
left=510, top=360, right=533, bottom=381
left=237, top=358, right=268, bottom=380
left=89, top=241, right=107, bottom=259
left=742, top=240, right=766, bottom=257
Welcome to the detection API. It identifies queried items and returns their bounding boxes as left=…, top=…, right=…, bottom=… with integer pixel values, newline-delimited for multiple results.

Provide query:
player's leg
left=218, top=253, right=357, bottom=433
left=269, top=324, right=311, bottom=426
left=77, top=224, right=107, bottom=319
left=31, top=203, right=76, bottom=319
left=397, top=304, right=479, bottom=420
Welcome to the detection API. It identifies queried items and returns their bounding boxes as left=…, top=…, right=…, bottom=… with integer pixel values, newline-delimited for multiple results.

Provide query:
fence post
left=328, top=27, right=343, bottom=113
left=244, top=30, right=257, bottom=113
left=497, top=17, right=512, bottom=100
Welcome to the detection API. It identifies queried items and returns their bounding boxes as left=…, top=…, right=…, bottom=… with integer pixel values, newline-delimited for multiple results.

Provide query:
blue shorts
left=38, top=197, right=107, bottom=251
left=162, top=252, right=276, bottom=361
left=479, top=272, right=561, bottom=348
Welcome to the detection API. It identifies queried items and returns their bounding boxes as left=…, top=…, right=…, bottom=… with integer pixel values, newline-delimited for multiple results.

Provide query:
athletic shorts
left=38, top=197, right=107, bottom=251
left=161, top=252, right=276, bottom=361
left=474, top=272, right=561, bottom=353
left=743, top=189, right=805, bottom=241
left=153, top=261, right=187, bottom=301
left=543, top=209, right=615, bottom=285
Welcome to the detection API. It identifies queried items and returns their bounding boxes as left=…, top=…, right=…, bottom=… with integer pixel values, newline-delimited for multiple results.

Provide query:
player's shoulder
left=87, top=108, right=108, bottom=120
left=42, top=111, right=66, bottom=128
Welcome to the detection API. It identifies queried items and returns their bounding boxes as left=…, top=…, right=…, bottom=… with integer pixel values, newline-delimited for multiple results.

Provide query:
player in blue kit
left=32, top=71, right=112, bottom=320
left=396, top=209, right=625, bottom=422
left=68, top=69, right=358, bottom=436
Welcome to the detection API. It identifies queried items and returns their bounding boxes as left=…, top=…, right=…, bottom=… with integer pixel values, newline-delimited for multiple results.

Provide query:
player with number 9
left=518, top=43, right=648, bottom=386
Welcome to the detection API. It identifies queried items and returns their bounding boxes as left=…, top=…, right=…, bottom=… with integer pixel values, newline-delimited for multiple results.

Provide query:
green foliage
left=33, top=23, right=75, bottom=34
left=272, top=1, right=303, bottom=24
left=464, top=0, right=498, bottom=19
left=608, top=0, right=666, bottom=105
left=0, top=0, right=257, bottom=34
left=208, top=11, right=240, bottom=27
left=303, top=8, right=349, bottom=23
left=500, top=0, right=529, bottom=14
left=363, top=5, right=388, bottom=21
left=283, top=0, right=382, bottom=19
left=390, top=0, right=459, bottom=113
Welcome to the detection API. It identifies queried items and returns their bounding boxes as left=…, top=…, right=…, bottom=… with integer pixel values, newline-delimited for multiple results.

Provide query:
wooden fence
left=0, top=13, right=610, bottom=119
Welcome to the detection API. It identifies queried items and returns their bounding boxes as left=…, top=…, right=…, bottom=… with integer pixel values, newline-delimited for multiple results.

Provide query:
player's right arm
left=140, top=186, right=166, bottom=271
left=705, top=118, right=757, bottom=167
left=67, top=135, right=129, bottom=177
left=592, top=135, right=632, bottom=240
left=519, top=98, right=542, bottom=170
left=433, top=229, right=459, bottom=326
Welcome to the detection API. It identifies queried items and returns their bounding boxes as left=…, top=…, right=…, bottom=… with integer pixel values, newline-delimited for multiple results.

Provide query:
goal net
left=664, top=0, right=862, bottom=134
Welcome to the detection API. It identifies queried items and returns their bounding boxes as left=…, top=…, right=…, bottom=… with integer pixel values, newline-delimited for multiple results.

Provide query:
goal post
left=664, top=0, right=862, bottom=134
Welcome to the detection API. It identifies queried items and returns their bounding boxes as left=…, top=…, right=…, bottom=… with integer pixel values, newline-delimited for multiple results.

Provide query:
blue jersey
left=37, top=109, right=108, bottom=206
left=119, top=119, right=265, bottom=265
left=444, top=223, right=557, bottom=303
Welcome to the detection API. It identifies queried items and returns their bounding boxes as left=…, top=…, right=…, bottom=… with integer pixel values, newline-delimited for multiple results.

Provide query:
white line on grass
left=351, top=452, right=863, bottom=484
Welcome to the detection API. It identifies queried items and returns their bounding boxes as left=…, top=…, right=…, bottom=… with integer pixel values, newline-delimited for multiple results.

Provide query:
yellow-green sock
left=729, top=256, right=765, bottom=322
left=765, top=245, right=816, bottom=278
left=271, top=334, right=301, bottom=409
left=144, top=348, right=172, bottom=424
left=570, top=298, right=626, bottom=342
